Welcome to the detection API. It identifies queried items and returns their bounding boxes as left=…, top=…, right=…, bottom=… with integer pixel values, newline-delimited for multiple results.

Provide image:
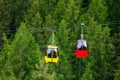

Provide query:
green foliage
left=81, top=62, right=94, bottom=80
left=114, top=69, right=120, bottom=80
left=0, top=22, right=51, bottom=79
left=87, top=0, right=107, bottom=22
left=0, top=33, right=16, bottom=80
left=0, top=0, right=119, bottom=80
left=106, top=1, right=120, bottom=79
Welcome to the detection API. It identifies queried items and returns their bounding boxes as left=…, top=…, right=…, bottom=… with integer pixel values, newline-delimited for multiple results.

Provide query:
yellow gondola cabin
left=45, top=45, right=59, bottom=63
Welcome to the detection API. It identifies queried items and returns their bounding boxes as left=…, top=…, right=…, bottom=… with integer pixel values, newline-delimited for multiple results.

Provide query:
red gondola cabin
left=75, top=40, right=88, bottom=58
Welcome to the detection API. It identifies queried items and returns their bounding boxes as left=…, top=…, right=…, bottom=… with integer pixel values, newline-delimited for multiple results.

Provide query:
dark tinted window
left=47, top=48, right=52, bottom=58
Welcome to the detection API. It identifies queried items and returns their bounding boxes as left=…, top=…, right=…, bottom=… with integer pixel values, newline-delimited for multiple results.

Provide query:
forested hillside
left=0, top=0, right=120, bottom=80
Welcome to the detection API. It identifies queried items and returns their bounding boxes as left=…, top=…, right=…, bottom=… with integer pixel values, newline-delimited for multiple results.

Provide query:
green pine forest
left=0, top=0, right=120, bottom=80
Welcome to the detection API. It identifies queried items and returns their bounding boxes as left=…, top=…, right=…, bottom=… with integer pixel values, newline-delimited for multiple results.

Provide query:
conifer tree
left=1, top=22, right=40, bottom=79
left=0, top=22, right=54, bottom=79
left=24, top=0, right=52, bottom=51
left=76, top=0, right=112, bottom=79
left=46, top=31, right=74, bottom=80
left=81, top=62, right=94, bottom=80
left=0, top=33, right=16, bottom=80
left=81, top=18, right=114, bottom=80
left=87, top=0, right=107, bottom=22
left=106, top=1, right=120, bottom=79
left=0, top=0, right=119, bottom=80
